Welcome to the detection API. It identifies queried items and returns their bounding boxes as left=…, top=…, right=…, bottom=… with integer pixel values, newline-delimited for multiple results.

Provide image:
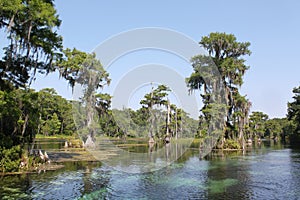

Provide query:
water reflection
left=90, top=138, right=193, bottom=173
left=27, top=138, right=66, bottom=151
left=1, top=140, right=300, bottom=199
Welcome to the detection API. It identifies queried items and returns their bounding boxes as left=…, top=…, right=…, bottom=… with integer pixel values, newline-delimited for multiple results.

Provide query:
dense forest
left=0, top=0, right=300, bottom=172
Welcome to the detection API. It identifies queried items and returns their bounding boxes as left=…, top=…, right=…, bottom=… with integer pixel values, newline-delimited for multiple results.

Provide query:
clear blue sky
left=31, top=0, right=300, bottom=118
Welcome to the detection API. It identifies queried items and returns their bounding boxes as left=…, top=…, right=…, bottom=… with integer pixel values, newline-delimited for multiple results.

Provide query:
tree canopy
left=287, top=86, right=300, bottom=139
left=187, top=32, right=252, bottom=149
left=0, top=0, right=62, bottom=88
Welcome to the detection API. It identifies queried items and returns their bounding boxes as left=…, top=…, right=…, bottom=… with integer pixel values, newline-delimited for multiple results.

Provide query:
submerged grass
left=207, top=178, right=239, bottom=194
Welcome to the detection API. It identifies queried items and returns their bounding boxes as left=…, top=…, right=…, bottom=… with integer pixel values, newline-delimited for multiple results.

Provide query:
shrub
left=223, top=139, right=241, bottom=150
left=0, top=145, right=23, bottom=172
left=68, top=139, right=84, bottom=148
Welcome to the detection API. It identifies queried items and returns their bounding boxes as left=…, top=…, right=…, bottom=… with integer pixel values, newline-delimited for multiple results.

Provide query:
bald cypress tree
left=187, top=32, right=252, bottom=149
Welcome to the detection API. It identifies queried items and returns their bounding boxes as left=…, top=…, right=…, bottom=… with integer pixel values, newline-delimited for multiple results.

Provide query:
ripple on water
left=1, top=144, right=300, bottom=199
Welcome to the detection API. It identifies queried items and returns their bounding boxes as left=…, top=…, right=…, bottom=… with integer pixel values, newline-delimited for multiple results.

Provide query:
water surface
left=1, top=140, right=300, bottom=199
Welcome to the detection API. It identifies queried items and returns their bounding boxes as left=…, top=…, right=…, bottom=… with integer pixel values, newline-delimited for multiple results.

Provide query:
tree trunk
left=60, top=119, right=64, bottom=134
left=21, top=114, right=29, bottom=136
left=149, top=89, right=154, bottom=141
left=7, top=13, right=16, bottom=33
left=175, top=108, right=178, bottom=140
left=166, top=100, right=171, bottom=137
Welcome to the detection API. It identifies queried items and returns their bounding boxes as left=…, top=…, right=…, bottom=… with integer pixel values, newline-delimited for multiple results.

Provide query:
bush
left=0, top=133, right=14, bottom=149
left=223, top=139, right=241, bottom=150
left=67, top=139, right=84, bottom=148
left=0, top=145, right=23, bottom=172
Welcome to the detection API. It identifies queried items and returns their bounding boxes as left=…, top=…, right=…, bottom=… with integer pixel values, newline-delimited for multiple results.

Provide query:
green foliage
left=0, top=87, right=76, bottom=151
left=41, top=113, right=61, bottom=136
left=0, top=88, right=39, bottom=148
left=57, top=48, right=110, bottom=89
left=222, top=139, right=241, bottom=150
left=200, top=32, right=251, bottom=86
left=140, top=84, right=171, bottom=108
left=38, top=88, right=75, bottom=136
left=286, top=86, right=300, bottom=143
left=67, top=139, right=83, bottom=148
left=0, top=0, right=67, bottom=172
left=187, top=32, right=251, bottom=149
left=249, top=111, right=292, bottom=141
left=249, top=111, right=269, bottom=138
left=0, top=145, right=23, bottom=172
left=57, top=48, right=111, bottom=144
left=0, top=0, right=62, bottom=88
left=265, top=118, right=287, bottom=140
left=140, top=85, right=171, bottom=138
left=288, top=86, right=300, bottom=137
left=109, top=107, right=197, bottom=139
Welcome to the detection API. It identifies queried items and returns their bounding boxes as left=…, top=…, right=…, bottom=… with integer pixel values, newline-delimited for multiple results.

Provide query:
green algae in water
left=167, top=177, right=200, bottom=188
left=1, top=187, right=29, bottom=200
left=77, top=188, right=108, bottom=200
left=2, top=187, right=21, bottom=193
left=208, top=178, right=238, bottom=194
left=2, top=193, right=29, bottom=200
left=146, top=174, right=201, bottom=189
left=168, top=162, right=185, bottom=170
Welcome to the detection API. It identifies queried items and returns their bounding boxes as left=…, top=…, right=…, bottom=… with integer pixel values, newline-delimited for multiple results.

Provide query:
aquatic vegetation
left=207, top=178, right=238, bottom=194
left=77, top=188, right=108, bottom=200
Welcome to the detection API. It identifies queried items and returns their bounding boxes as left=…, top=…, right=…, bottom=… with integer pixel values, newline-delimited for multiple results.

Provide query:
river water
left=1, top=140, right=300, bottom=199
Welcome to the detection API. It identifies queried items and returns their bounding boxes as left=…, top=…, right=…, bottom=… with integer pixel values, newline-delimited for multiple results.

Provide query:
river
left=1, top=140, right=300, bottom=199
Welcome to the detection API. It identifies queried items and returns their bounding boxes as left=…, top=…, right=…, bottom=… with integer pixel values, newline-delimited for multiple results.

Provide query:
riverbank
left=0, top=148, right=97, bottom=176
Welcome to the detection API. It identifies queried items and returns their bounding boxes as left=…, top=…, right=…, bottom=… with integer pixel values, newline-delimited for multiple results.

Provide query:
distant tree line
left=245, top=87, right=300, bottom=144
